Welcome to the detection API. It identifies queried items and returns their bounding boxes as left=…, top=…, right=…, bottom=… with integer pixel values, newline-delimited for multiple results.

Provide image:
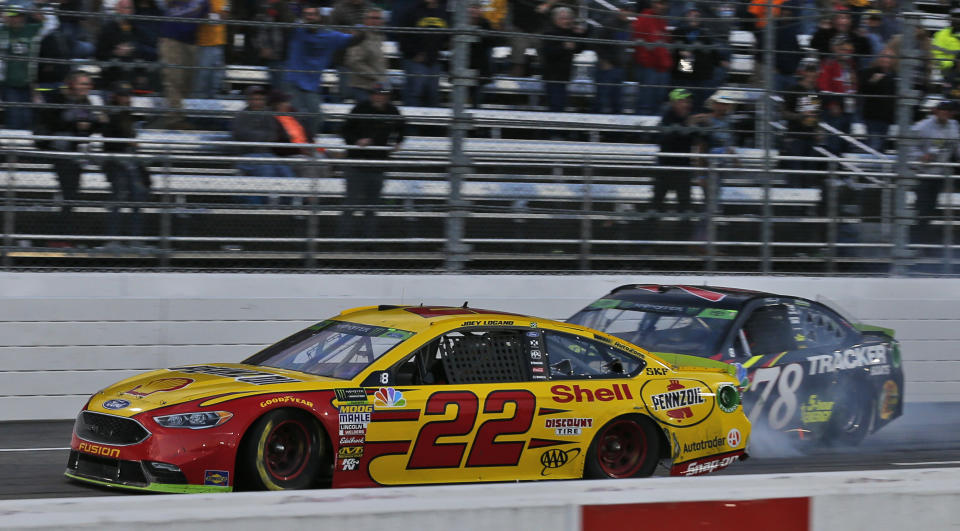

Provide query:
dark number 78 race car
left=568, top=285, right=904, bottom=446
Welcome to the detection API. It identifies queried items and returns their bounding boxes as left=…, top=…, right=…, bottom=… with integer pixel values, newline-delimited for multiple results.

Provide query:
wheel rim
left=596, top=419, right=647, bottom=478
left=264, top=419, right=312, bottom=481
left=838, top=401, right=867, bottom=435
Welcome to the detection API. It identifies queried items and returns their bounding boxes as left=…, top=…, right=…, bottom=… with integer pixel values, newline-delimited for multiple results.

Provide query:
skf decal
left=551, top=383, right=633, bottom=403
left=78, top=442, right=120, bottom=458
left=259, top=396, right=315, bottom=408
left=204, top=470, right=229, bottom=486
left=337, top=446, right=364, bottom=459
left=806, top=345, right=888, bottom=374
left=539, top=448, right=581, bottom=475
left=650, top=380, right=705, bottom=418
left=646, top=367, right=669, bottom=376
left=171, top=365, right=300, bottom=385
left=544, top=417, right=593, bottom=436
left=125, top=377, right=194, bottom=397
left=374, top=387, right=406, bottom=408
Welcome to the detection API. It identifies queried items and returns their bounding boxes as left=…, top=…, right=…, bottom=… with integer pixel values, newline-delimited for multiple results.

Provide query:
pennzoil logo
left=125, top=377, right=194, bottom=397
left=650, top=380, right=705, bottom=419
left=78, top=442, right=120, bottom=458
left=539, top=448, right=581, bottom=476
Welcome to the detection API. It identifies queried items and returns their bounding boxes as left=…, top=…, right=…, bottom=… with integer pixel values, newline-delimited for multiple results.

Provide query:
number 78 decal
left=747, top=363, right=803, bottom=430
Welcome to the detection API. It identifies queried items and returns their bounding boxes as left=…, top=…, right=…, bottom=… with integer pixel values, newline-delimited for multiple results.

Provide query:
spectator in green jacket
left=931, top=8, right=960, bottom=73
left=0, top=1, right=43, bottom=129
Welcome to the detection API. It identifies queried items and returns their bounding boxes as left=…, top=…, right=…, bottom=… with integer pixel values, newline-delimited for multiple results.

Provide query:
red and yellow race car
left=66, top=305, right=751, bottom=493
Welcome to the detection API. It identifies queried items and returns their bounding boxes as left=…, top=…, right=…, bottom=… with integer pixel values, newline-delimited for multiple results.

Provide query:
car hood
left=85, top=363, right=343, bottom=417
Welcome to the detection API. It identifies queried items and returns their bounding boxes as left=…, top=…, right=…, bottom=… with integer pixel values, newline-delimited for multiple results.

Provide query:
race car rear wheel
left=584, top=415, right=660, bottom=479
left=238, top=409, right=329, bottom=490
left=825, top=382, right=873, bottom=446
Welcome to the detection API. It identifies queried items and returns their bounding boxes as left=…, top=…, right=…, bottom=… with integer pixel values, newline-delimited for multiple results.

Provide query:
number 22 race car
left=66, top=305, right=750, bottom=493
left=568, top=285, right=904, bottom=446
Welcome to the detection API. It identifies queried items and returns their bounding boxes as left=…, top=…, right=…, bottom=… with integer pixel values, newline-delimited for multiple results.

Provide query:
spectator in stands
left=284, top=6, right=364, bottom=137
left=468, top=0, right=494, bottom=108
left=633, top=0, right=672, bottom=115
left=36, top=20, right=95, bottom=92
left=95, top=0, right=157, bottom=91
left=34, top=72, right=105, bottom=239
left=670, top=7, right=719, bottom=113
left=817, top=34, right=857, bottom=156
left=338, top=82, right=405, bottom=239
left=932, top=8, right=960, bottom=76
left=653, top=88, right=699, bottom=214
left=192, top=0, right=228, bottom=99
left=0, top=2, right=42, bottom=130
left=252, top=0, right=294, bottom=90
left=810, top=7, right=871, bottom=67
left=344, top=7, right=388, bottom=104
left=101, top=82, right=151, bottom=242
left=231, top=85, right=294, bottom=201
left=780, top=59, right=823, bottom=175
left=692, top=90, right=739, bottom=213
left=506, top=0, right=548, bottom=77
left=911, top=100, right=960, bottom=229
left=540, top=7, right=586, bottom=115
left=155, top=0, right=208, bottom=129
left=131, top=0, right=163, bottom=89
left=55, top=0, right=95, bottom=58
left=861, top=10, right=886, bottom=57
left=874, top=0, right=899, bottom=42
left=330, top=0, right=372, bottom=102
left=270, top=89, right=324, bottom=180
left=591, top=0, right=630, bottom=115
left=398, top=0, right=449, bottom=107
left=858, top=50, right=896, bottom=153
left=774, top=0, right=803, bottom=92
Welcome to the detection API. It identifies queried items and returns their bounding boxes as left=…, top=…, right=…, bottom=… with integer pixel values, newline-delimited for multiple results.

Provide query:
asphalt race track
left=1, top=403, right=958, bottom=500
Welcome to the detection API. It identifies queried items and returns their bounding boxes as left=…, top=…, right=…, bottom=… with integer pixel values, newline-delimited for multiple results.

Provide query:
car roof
left=333, top=304, right=599, bottom=335
left=604, top=284, right=778, bottom=310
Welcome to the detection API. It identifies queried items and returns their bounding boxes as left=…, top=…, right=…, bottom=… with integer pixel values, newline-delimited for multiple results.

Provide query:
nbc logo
left=374, top=387, right=406, bottom=408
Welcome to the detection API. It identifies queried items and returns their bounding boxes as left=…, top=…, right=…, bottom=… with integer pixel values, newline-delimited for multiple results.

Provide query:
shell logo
left=125, top=377, right=195, bottom=397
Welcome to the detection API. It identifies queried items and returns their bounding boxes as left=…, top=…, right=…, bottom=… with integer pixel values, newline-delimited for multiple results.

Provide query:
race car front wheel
left=584, top=415, right=660, bottom=479
left=238, top=409, right=329, bottom=490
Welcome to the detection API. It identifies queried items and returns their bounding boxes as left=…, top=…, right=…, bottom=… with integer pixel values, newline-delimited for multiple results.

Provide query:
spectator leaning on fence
left=540, top=6, right=586, bottom=115
left=338, top=82, right=405, bottom=239
left=191, top=0, right=228, bottom=99
left=0, top=1, right=42, bottom=130
left=283, top=6, right=364, bottom=138
left=398, top=0, right=450, bottom=108
left=101, top=82, right=151, bottom=242
left=155, top=0, right=209, bottom=129
left=231, top=85, right=295, bottom=191
left=632, top=0, right=671, bottom=116
left=911, top=100, right=960, bottom=230
left=34, top=72, right=105, bottom=241
left=270, top=89, right=325, bottom=180
left=344, top=7, right=387, bottom=104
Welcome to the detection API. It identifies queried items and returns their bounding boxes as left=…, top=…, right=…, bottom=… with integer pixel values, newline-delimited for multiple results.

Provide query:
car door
left=358, top=326, right=541, bottom=485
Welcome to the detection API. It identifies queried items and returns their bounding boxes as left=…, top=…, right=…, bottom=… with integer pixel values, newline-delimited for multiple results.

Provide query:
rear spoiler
left=853, top=323, right=896, bottom=338
left=653, top=352, right=739, bottom=379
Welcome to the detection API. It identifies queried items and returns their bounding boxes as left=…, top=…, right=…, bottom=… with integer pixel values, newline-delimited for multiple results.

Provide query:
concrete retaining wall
left=2, top=273, right=958, bottom=421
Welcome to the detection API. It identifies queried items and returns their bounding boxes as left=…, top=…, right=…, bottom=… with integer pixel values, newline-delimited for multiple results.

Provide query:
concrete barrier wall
left=2, top=273, right=959, bottom=421
left=1, top=468, right=958, bottom=530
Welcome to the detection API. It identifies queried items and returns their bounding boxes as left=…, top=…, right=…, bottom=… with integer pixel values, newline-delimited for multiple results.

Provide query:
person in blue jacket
left=284, top=6, right=364, bottom=138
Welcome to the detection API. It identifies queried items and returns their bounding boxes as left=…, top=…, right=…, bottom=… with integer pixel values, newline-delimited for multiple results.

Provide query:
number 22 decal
left=747, top=363, right=803, bottom=430
left=407, top=390, right=535, bottom=469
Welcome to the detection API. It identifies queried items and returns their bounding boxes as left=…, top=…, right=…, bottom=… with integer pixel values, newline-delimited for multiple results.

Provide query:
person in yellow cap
left=932, top=8, right=960, bottom=73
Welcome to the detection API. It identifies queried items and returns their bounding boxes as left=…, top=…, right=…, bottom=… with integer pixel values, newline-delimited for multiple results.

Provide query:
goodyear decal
left=260, top=396, right=315, bottom=408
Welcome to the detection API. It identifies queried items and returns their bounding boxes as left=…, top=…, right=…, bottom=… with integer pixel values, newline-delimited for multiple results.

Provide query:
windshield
left=568, top=298, right=736, bottom=356
left=243, top=320, right=415, bottom=379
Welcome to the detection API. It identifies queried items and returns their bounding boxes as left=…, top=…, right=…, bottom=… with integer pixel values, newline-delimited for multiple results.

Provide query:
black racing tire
left=237, top=409, right=329, bottom=490
left=583, top=415, right=661, bottom=479
left=824, top=381, right=873, bottom=447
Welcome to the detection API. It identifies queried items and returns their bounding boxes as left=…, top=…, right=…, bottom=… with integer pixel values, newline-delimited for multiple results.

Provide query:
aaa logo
left=374, top=387, right=406, bottom=408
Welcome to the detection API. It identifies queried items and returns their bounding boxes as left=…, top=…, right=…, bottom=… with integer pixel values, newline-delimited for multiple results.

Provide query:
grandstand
left=0, top=0, right=956, bottom=275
